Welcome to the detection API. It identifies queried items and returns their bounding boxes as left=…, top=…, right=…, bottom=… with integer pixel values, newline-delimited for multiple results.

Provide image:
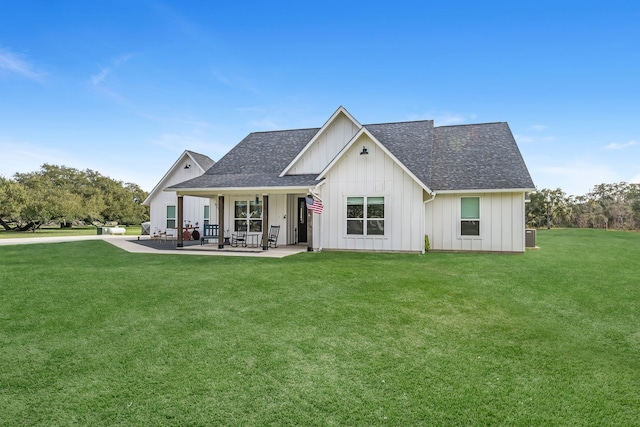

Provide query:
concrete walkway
left=0, top=235, right=309, bottom=258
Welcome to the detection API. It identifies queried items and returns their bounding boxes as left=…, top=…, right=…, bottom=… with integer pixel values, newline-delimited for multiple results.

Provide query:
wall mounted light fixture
left=360, top=146, right=369, bottom=155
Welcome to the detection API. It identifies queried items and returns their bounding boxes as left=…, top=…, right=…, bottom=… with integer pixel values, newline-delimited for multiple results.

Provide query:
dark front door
left=297, top=197, right=307, bottom=243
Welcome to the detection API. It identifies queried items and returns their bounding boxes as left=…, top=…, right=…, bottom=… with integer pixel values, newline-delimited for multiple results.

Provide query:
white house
left=143, top=150, right=216, bottom=239
left=166, top=107, right=535, bottom=253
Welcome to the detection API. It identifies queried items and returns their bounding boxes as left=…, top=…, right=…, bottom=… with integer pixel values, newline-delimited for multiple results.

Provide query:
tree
left=629, top=183, right=640, bottom=229
left=570, top=195, right=611, bottom=229
left=5, top=164, right=149, bottom=229
left=588, top=182, right=638, bottom=230
left=526, top=188, right=571, bottom=229
left=0, top=176, right=28, bottom=230
left=13, top=170, right=83, bottom=228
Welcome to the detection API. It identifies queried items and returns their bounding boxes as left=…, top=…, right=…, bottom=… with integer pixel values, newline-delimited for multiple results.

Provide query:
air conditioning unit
left=525, top=229, right=537, bottom=248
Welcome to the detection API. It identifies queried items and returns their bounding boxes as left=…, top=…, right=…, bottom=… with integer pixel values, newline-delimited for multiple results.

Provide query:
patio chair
left=230, top=227, right=247, bottom=247
left=267, top=225, right=280, bottom=248
left=154, top=230, right=175, bottom=244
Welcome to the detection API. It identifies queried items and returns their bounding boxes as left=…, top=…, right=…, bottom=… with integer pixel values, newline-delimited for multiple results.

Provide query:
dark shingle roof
left=365, top=120, right=434, bottom=188
left=169, top=173, right=318, bottom=189
left=430, top=122, right=535, bottom=191
left=169, top=118, right=534, bottom=192
left=170, top=128, right=320, bottom=189
left=187, top=150, right=215, bottom=171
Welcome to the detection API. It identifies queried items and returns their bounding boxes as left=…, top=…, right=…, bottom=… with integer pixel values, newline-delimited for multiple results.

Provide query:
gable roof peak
left=279, top=106, right=362, bottom=177
left=142, top=149, right=215, bottom=204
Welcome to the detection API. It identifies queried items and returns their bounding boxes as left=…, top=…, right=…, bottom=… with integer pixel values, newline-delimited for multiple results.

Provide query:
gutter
left=422, top=192, right=437, bottom=254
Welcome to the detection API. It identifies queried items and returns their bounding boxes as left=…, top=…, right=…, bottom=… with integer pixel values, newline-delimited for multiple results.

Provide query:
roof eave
left=167, top=184, right=321, bottom=195
left=434, top=187, right=536, bottom=194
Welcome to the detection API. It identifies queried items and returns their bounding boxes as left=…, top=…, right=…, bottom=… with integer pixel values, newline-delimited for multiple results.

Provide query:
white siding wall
left=425, top=192, right=526, bottom=252
left=148, top=161, right=215, bottom=237
left=288, top=113, right=360, bottom=174
left=149, top=193, right=213, bottom=238
left=222, top=194, right=289, bottom=244
left=317, top=134, right=425, bottom=252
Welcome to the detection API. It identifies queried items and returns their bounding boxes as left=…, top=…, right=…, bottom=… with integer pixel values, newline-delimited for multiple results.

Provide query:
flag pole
left=308, top=188, right=322, bottom=202
left=307, top=201, right=313, bottom=252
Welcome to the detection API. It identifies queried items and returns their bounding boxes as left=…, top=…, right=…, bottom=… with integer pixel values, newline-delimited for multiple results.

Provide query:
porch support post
left=262, top=194, right=269, bottom=250
left=177, top=195, right=184, bottom=248
left=218, top=195, right=224, bottom=249
left=307, top=204, right=313, bottom=252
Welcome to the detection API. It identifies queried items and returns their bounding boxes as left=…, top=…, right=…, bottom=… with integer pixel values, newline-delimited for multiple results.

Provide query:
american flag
left=305, top=195, right=323, bottom=214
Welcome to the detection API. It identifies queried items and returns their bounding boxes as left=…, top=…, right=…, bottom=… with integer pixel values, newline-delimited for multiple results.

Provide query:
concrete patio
left=0, top=235, right=310, bottom=258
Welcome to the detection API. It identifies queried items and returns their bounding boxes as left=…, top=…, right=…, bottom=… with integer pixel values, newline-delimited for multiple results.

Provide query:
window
left=460, top=197, right=480, bottom=236
left=166, top=205, right=176, bottom=229
left=234, top=199, right=262, bottom=232
left=367, top=197, right=385, bottom=235
left=204, top=205, right=210, bottom=226
left=347, top=196, right=385, bottom=236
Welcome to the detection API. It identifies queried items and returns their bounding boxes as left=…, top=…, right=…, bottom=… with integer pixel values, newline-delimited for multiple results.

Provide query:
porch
left=173, top=191, right=315, bottom=251
left=124, top=236, right=310, bottom=258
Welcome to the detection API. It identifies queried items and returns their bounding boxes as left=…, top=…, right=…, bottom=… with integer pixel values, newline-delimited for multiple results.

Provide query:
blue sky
left=1, top=0, right=639, bottom=196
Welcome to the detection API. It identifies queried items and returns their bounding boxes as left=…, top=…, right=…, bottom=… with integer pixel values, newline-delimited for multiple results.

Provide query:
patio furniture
left=230, top=228, right=247, bottom=247
left=152, top=230, right=170, bottom=244
left=200, top=224, right=219, bottom=245
left=141, top=221, right=151, bottom=235
left=162, top=229, right=177, bottom=244
left=246, top=232, right=261, bottom=248
left=267, top=225, right=280, bottom=248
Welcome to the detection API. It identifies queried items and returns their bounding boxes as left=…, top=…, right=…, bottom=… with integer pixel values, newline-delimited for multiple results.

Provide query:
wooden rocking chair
left=230, top=226, right=247, bottom=247
left=267, top=225, right=280, bottom=248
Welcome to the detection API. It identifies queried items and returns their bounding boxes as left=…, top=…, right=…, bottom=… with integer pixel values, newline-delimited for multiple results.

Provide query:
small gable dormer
left=280, top=106, right=361, bottom=177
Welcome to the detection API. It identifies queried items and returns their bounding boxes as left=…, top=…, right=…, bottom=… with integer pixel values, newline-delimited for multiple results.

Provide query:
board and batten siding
left=316, top=134, right=425, bottom=252
left=288, top=113, right=360, bottom=175
left=148, top=162, right=214, bottom=236
left=222, top=193, right=288, bottom=244
left=425, top=192, right=526, bottom=252
left=263, top=193, right=289, bottom=245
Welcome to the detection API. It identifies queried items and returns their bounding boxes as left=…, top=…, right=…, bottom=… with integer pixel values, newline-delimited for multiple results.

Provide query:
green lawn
left=1, top=229, right=638, bottom=425
left=0, top=225, right=142, bottom=238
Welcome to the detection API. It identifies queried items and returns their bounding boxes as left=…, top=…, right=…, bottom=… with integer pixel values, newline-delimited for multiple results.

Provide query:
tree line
left=526, top=182, right=640, bottom=230
left=0, top=164, right=149, bottom=231
left=2, top=164, right=638, bottom=232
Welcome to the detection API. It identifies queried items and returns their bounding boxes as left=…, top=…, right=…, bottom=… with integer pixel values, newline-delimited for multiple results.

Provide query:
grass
left=0, top=229, right=638, bottom=425
left=0, top=225, right=142, bottom=238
